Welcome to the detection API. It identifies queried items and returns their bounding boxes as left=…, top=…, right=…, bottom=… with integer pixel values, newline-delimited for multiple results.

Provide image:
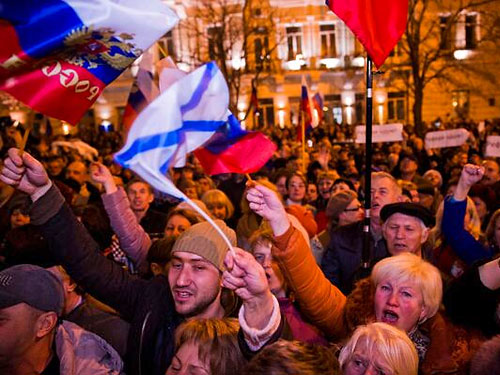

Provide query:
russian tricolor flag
left=296, top=76, right=316, bottom=141
left=312, top=92, right=324, bottom=124
left=0, top=0, right=178, bottom=124
left=194, top=114, right=276, bottom=175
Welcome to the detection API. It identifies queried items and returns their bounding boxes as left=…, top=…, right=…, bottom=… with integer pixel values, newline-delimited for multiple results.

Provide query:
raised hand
left=222, top=247, right=274, bottom=330
left=222, top=247, right=269, bottom=302
left=459, top=164, right=484, bottom=187
left=246, top=183, right=289, bottom=236
left=90, top=162, right=117, bottom=194
left=1, top=148, right=51, bottom=200
left=454, top=163, right=485, bottom=201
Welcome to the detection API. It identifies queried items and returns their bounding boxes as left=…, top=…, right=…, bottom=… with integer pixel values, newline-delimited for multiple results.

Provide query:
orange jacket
left=274, top=224, right=347, bottom=339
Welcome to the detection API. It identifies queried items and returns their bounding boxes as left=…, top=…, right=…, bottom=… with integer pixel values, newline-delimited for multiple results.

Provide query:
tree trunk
left=412, top=82, right=424, bottom=137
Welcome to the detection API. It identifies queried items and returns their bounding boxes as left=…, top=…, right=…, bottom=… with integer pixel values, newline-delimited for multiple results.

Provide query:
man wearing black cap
left=0, top=264, right=123, bottom=375
left=380, top=202, right=435, bottom=258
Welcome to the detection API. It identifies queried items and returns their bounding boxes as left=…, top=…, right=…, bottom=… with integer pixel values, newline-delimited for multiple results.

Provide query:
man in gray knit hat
left=169, top=219, right=236, bottom=318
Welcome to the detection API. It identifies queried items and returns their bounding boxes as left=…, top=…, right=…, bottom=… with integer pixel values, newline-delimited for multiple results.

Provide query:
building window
left=489, top=97, right=495, bottom=107
left=320, top=24, right=337, bottom=58
left=208, top=26, right=222, bottom=60
left=355, top=93, right=364, bottom=124
left=324, top=94, right=342, bottom=125
left=159, top=30, right=175, bottom=59
left=439, top=15, right=451, bottom=50
left=286, top=26, right=303, bottom=60
left=254, top=27, right=270, bottom=71
left=465, top=14, right=478, bottom=49
left=255, top=98, right=275, bottom=128
left=387, top=92, right=406, bottom=121
left=452, top=90, right=470, bottom=118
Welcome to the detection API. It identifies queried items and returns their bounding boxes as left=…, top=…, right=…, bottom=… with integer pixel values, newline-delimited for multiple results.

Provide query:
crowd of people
left=0, top=116, right=499, bottom=375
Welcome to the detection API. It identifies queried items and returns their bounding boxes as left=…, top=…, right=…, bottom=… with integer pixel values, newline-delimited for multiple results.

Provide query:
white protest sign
left=424, top=128, right=469, bottom=149
left=485, top=136, right=500, bottom=157
left=355, top=123, right=403, bottom=144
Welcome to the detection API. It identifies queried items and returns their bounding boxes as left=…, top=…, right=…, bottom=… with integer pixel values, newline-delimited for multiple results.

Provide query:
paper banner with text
left=425, top=128, right=469, bottom=149
left=355, top=123, right=403, bottom=144
left=485, top=135, right=500, bottom=157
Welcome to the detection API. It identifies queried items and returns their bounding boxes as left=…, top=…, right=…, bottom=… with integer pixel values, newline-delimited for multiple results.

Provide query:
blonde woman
left=339, top=323, right=418, bottom=375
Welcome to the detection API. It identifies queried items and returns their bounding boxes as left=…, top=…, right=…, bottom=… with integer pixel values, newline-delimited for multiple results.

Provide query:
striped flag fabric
left=122, top=51, right=159, bottom=133
left=114, top=62, right=230, bottom=199
left=194, top=113, right=276, bottom=175
left=296, top=76, right=316, bottom=141
left=312, top=92, right=324, bottom=124
left=0, top=0, right=178, bottom=124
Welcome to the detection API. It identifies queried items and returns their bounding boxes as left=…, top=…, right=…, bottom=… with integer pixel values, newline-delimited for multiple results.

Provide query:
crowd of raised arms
left=0, top=117, right=499, bottom=375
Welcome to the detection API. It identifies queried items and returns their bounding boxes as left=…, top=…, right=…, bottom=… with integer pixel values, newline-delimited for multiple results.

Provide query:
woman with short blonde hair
left=371, top=252, right=443, bottom=323
left=339, top=322, right=418, bottom=375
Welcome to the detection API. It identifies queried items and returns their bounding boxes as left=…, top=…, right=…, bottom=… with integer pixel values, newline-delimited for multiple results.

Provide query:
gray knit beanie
left=172, top=220, right=236, bottom=271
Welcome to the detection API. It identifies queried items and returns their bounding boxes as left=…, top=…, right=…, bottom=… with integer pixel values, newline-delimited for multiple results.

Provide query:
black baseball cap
left=0, top=264, right=64, bottom=316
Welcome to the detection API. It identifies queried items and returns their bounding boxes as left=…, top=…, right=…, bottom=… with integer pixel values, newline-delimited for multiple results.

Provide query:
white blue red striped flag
left=114, top=62, right=229, bottom=199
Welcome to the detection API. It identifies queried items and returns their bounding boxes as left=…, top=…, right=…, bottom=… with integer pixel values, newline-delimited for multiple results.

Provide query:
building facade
left=96, top=0, right=500, bottom=132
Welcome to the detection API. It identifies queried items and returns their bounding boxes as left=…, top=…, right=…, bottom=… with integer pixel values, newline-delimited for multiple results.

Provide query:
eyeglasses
left=344, top=205, right=362, bottom=212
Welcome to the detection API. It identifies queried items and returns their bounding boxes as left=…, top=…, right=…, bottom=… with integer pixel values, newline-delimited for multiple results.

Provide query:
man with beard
left=0, top=149, right=279, bottom=375
left=321, top=172, right=403, bottom=294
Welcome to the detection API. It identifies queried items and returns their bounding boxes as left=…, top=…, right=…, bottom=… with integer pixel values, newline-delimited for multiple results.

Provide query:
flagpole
left=301, top=107, right=306, bottom=173
left=362, top=56, right=373, bottom=270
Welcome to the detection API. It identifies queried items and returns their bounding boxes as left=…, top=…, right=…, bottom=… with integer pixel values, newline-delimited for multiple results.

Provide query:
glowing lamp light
left=352, top=57, right=365, bottom=67
left=237, top=101, right=247, bottom=112
left=453, top=50, right=472, bottom=60
left=378, top=104, right=384, bottom=124
left=345, top=106, right=353, bottom=125
left=62, top=122, right=71, bottom=135
left=342, top=91, right=355, bottom=106
left=286, top=60, right=302, bottom=71
left=320, top=58, right=340, bottom=69
left=286, top=54, right=306, bottom=71
left=278, top=109, right=285, bottom=128
left=231, top=56, right=245, bottom=70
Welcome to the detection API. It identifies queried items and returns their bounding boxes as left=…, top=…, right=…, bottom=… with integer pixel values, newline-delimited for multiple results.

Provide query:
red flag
left=326, top=0, right=408, bottom=67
